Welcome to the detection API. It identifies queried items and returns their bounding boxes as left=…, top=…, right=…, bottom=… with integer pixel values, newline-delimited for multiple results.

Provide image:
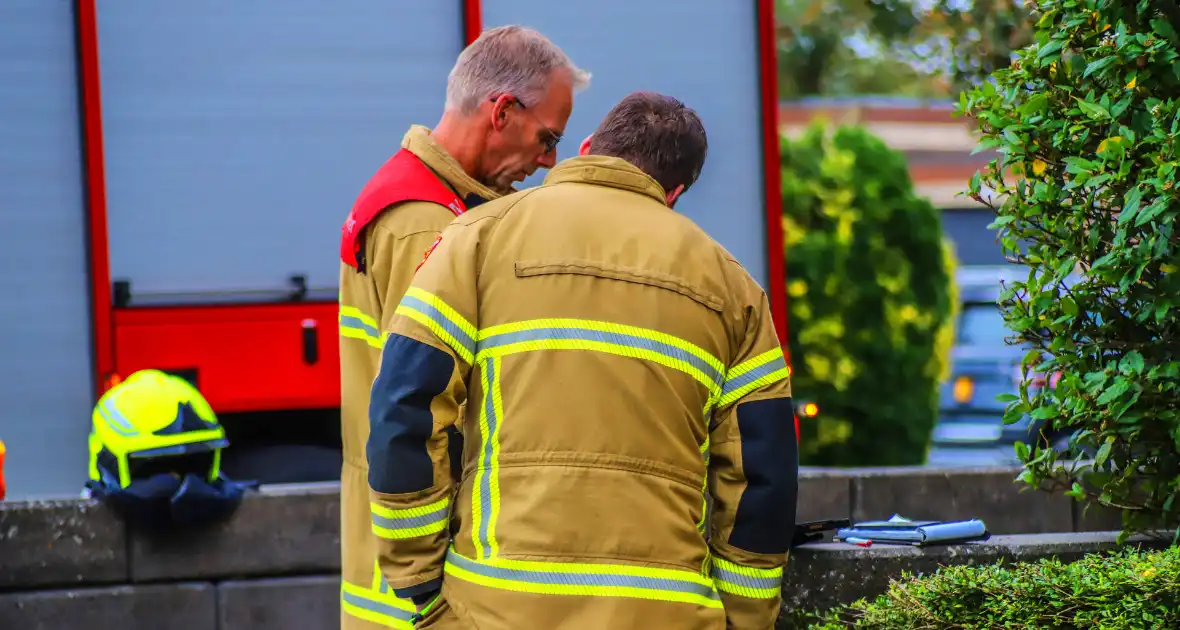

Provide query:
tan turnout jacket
left=339, top=125, right=500, bottom=629
left=367, top=155, right=798, bottom=629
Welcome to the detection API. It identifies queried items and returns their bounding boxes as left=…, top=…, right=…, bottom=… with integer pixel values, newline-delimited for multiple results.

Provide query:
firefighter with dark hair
left=367, top=91, right=797, bottom=629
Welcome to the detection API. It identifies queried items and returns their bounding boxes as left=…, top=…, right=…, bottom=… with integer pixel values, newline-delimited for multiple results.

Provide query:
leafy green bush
left=782, top=122, right=955, bottom=466
left=960, top=0, right=1180, bottom=536
left=796, top=545, right=1180, bottom=629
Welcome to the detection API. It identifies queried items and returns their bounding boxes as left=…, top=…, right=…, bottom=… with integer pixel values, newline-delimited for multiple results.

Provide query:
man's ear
left=490, top=94, right=514, bottom=132
left=578, top=134, right=593, bottom=156
left=665, top=184, right=685, bottom=207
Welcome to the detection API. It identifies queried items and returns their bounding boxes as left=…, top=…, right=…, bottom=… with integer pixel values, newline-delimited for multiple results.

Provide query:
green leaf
left=1019, top=93, right=1049, bottom=116
left=1063, top=157, right=1096, bottom=174
left=1135, top=198, right=1168, bottom=227
left=1061, top=297, right=1078, bottom=316
left=971, top=137, right=1003, bottom=155
left=1036, top=39, right=1065, bottom=61
left=1083, top=56, right=1118, bottom=78
left=1094, top=438, right=1114, bottom=467
left=996, top=393, right=1020, bottom=403
left=1014, top=440, right=1030, bottom=462
left=1151, top=17, right=1180, bottom=45
left=1118, top=187, right=1143, bottom=226
left=1075, top=98, right=1111, bottom=120
left=1119, top=351, right=1145, bottom=375
left=1097, top=378, right=1131, bottom=405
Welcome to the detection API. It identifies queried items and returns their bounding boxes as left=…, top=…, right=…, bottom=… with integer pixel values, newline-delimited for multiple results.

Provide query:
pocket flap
left=514, top=259, right=723, bottom=312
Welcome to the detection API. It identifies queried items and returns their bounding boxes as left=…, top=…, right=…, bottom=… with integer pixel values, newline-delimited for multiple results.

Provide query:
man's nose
left=536, top=149, right=557, bottom=169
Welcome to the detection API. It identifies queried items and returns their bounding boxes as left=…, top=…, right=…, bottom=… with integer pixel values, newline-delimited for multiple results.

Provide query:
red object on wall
left=463, top=0, right=483, bottom=45
left=112, top=303, right=341, bottom=414
left=757, top=0, right=788, bottom=355
left=76, top=0, right=115, bottom=398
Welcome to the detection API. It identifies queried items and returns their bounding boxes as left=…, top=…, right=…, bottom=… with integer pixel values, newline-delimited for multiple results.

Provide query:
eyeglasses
left=490, top=95, right=563, bottom=153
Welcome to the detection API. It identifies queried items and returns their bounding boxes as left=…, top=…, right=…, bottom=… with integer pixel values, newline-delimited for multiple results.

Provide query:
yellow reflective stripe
left=710, top=557, right=782, bottom=599
left=340, top=581, right=416, bottom=629
left=697, top=437, right=710, bottom=533
left=371, top=559, right=383, bottom=591
left=471, top=357, right=503, bottom=559
left=445, top=548, right=723, bottom=608
left=717, top=348, right=790, bottom=407
left=476, top=318, right=724, bottom=393
left=394, top=287, right=477, bottom=363
left=370, top=497, right=450, bottom=540
left=340, top=305, right=385, bottom=348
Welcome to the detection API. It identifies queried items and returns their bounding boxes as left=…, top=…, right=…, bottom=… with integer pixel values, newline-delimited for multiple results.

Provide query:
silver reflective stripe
left=479, top=327, right=723, bottom=387
left=340, top=314, right=380, bottom=339
left=721, top=354, right=787, bottom=398
left=341, top=590, right=416, bottom=622
left=446, top=549, right=719, bottom=600
left=477, top=358, right=500, bottom=559
left=399, top=294, right=476, bottom=357
left=371, top=503, right=449, bottom=531
left=711, top=565, right=780, bottom=590
left=99, top=400, right=138, bottom=436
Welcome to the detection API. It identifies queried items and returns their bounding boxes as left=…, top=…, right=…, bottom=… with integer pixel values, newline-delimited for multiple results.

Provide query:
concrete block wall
left=0, top=468, right=1133, bottom=629
left=797, top=465, right=1123, bottom=535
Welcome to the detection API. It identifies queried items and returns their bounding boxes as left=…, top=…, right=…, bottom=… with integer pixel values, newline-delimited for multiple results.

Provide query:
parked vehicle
left=927, top=265, right=1058, bottom=466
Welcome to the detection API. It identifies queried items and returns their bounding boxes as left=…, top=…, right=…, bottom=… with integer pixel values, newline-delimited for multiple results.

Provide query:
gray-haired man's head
left=444, top=25, right=590, bottom=192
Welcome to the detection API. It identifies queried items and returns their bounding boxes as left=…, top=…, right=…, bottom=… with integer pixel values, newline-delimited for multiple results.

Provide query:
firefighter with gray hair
left=337, top=24, right=589, bottom=629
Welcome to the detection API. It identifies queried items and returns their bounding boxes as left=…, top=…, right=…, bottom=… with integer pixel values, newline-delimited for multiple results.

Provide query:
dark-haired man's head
left=578, top=91, right=708, bottom=208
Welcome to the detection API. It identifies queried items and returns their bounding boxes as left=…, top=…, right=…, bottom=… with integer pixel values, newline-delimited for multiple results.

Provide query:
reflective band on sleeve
left=371, top=497, right=450, bottom=540
left=710, top=557, right=783, bottom=599
left=476, top=319, right=724, bottom=393
left=394, top=287, right=477, bottom=364
left=471, top=357, right=503, bottom=560
left=341, top=581, right=416, bottom=629
left=444, top=548, right=723, bottom=608
left=340, top=305, right=385, bottom=349
left=717, top=349, right=790, bottom=407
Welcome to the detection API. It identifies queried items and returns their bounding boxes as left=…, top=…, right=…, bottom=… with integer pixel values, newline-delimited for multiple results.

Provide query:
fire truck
left=1, top=0, right=785, bottom=499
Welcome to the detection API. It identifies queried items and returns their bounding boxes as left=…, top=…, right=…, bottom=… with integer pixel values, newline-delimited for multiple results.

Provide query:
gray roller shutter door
left=0, top=1, right=95, bottom=499
left=97, top=1, right=465, bottom=300
left=481, top=0, right=768, bottom=287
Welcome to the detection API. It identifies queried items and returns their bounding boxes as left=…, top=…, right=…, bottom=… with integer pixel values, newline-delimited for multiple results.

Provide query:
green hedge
left=791, top=546, right=1180, bottom=629
left=782, top=122, right=955, bottom=466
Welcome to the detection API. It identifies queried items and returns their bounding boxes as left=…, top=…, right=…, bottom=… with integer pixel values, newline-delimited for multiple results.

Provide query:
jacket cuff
left=393, top=576, right=443, bottom=600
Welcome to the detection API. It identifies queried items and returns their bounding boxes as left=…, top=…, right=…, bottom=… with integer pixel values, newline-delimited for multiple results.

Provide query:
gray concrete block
left=129, top=483, right=341, bottom=582
left=218, top=576, right=340, bottom=630
left=0, top=582, right=215, bottom=630
left=0, top=498, right=128, bottom=589
left=1072, top=500, right=1124, bottom=532
left=780, top=531, right=1168, bottom=618
left=850, top=466, right=1072, bottom=534
left=798, top=469, right=853, bottom=523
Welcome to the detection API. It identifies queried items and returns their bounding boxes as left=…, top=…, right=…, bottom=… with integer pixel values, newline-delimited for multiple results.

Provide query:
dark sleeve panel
left=729, top=396, right=799, bottom=555
left=367, top=333, right=454, bottom=494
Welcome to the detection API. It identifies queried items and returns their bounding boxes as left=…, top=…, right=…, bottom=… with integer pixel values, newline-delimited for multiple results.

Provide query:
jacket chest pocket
left=514, top=259, right=724, bottom=313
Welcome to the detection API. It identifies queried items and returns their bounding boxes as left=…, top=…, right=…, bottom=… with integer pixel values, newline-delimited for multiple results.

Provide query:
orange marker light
left=102, top=372, right=123, bottom=395
left=952, top=375, right=975, bottom=404
left=802, top=402, right=819, bottom=417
